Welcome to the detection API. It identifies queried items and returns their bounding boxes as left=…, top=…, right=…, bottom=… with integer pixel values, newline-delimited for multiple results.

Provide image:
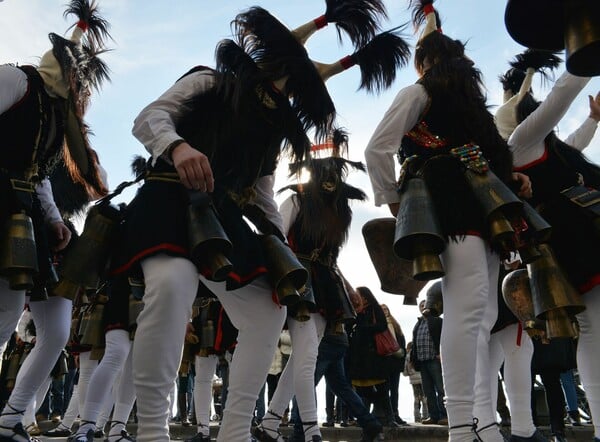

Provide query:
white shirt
left=131, top=69, right=284, bottom=235
left=364, top=84, right=429, bottom=207
left=1, top=65, right=63, bottom=225
left=508, top=71, right=594, bottom=168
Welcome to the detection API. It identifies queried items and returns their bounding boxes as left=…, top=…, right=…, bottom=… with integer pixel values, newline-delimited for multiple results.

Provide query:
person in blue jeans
left=560, top=369, right=582, bottom=426
left=410, top=300, right=447, bottom=425
left=290, top=324, right=384, bottom=442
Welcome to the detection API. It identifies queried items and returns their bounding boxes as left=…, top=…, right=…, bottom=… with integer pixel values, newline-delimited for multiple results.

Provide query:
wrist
left=166, top=139, right=186, bottom=160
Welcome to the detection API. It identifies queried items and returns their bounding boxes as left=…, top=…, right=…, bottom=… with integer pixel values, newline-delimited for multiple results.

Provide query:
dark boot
left=178, top=393, right=191, bottom=427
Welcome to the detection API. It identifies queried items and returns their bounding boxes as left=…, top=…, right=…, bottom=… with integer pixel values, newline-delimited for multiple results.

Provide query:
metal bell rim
left=505, top=0, right=565, bottom=50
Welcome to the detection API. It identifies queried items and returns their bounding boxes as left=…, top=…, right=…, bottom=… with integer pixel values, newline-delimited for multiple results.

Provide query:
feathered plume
left=499, top=49, right=562, bottom=95
left=324, top=0, right=388, bottom=47
left=409, top=0, right=442, bottom=32
left=351, top=27, right=411, bottom=93
left=511, top=49, right=561, bottom=79
left=64, top=0, right=112, bottom=49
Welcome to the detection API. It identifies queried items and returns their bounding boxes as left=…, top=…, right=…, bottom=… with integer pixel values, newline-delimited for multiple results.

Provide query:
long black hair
left=416, top=31, right=513, bottom=181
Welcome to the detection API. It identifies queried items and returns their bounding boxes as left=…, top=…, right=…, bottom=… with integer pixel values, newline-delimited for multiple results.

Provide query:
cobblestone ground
left=32, top=421, right=595, bottom=441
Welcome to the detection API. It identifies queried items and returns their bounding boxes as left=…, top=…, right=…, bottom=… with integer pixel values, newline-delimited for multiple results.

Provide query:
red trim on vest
left=513, top=147, right=549, bottom=171
left=423, top=4, right=435, bottom=14
left=314, top=15, right=328, bottom=29
left=227, top=266, right=269, bottom=284
left=214, top=307, right=224, bottom=351
left=111, top=243, right=188, bottom=275
left=579, top=274, right=600, bottom=294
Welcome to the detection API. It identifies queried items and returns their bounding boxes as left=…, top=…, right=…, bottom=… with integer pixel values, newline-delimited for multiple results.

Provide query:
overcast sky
left=2, top=0, right=599, bottom=421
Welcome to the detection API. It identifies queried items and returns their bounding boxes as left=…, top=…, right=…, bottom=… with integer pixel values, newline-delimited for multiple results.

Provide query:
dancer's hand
left=51, top=221, right=72, bottom=251
left=512, top=172, right=532, bottom=199
left=589, top=92, right=600, bottom=122
left=171, top=142, right=215, bottom=192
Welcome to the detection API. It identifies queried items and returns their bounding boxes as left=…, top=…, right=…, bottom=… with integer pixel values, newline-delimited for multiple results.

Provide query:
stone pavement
left=33, top=421, right=596, bottom=441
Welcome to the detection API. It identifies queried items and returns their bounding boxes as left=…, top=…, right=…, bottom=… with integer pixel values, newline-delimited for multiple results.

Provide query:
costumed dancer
left=0, top=1, right=110, bottom=440
left=364, top=1, right=532, bottom=440
left=111, top=4, right=355, bottom=440
left=185, top=284, right=238, bottom=442
left=496, top=49, right=600, bottom=442
left=480, top=50, right=567, bottom=442
left=71, top=275, right=138, bottom=442
left=254, top=131, right=372, bottom=442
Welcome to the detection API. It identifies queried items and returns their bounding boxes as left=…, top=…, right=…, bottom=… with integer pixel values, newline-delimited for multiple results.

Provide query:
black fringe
left=351, top=26, right=411, bottom=93
left=324, top=0, right=388, bottom=47
left=130, top=155, right=148, bottom=179
left=232, top=7, right=335, bottom=142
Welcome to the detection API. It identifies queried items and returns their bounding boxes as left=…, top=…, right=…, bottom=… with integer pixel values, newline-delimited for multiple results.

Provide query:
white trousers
left=488, top=323, right=535, bottom=437
left=268, top=313, right=326, bottom=427
left=440, top=236, right=503, bottom=442
left=193, top=354, right=218, bottom=436
left=133, top=255, right=199, bottom=442
left=79, top=329, right=135, bottom=436
left=0, top=279, right=26, bottom=365
left=576, top=285, right=600, bottom=439
left=0, top=296, right=72, bottom=428
left=202, top=275, right=287, bottom=442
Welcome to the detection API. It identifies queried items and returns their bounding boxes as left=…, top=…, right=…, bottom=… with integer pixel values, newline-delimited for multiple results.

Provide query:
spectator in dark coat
left=348, top=287, right=398, bottom=427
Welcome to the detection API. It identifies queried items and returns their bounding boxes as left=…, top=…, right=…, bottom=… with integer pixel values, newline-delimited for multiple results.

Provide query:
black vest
left=0, top=66, right=64, bottom=180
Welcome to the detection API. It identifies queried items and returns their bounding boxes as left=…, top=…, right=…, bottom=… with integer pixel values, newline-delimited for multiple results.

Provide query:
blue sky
left=2, top=0, right=599, bottom=421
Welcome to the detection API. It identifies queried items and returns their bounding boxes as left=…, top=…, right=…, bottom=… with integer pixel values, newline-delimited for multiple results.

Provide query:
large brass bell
left=505, top=0, right=600, bottom=76
left=362, top=218, right=427, bottom=299
left=393, top=177, right=446, bottom=281
left=517, top=201, right=553, bottom=263
left=501, top=268, right=545, bottom=339
left=54, top=203, right=122, bottom=300
left=200, top=319, right=216, bottom=349
left=79, top=301, right=106, bottom=348
left=527, top=244, right=585, bottom=338
left=424, top=281, right=443, bottom=317
left=0, top=213, right=38, bottom=290
left=187, top=191, right=233, bottom=282
left=261, top=234, right=307, bottom=306
left=463, top=169, right=523, bottom=253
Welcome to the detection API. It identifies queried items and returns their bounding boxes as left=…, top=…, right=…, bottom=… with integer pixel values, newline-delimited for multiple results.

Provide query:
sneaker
left=421, top=418, right=438, bottom=425
left=437, top=418, right=448, bottom=426
left=321, top=420, right=334, bottom=427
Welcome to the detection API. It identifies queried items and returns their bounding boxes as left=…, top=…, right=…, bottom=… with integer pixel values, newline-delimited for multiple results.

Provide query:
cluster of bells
left=0, top=188, right=311, bottom=323
left=505, top=0, right=600, bottom=77
left=362, top=160, right=584, bottom=339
